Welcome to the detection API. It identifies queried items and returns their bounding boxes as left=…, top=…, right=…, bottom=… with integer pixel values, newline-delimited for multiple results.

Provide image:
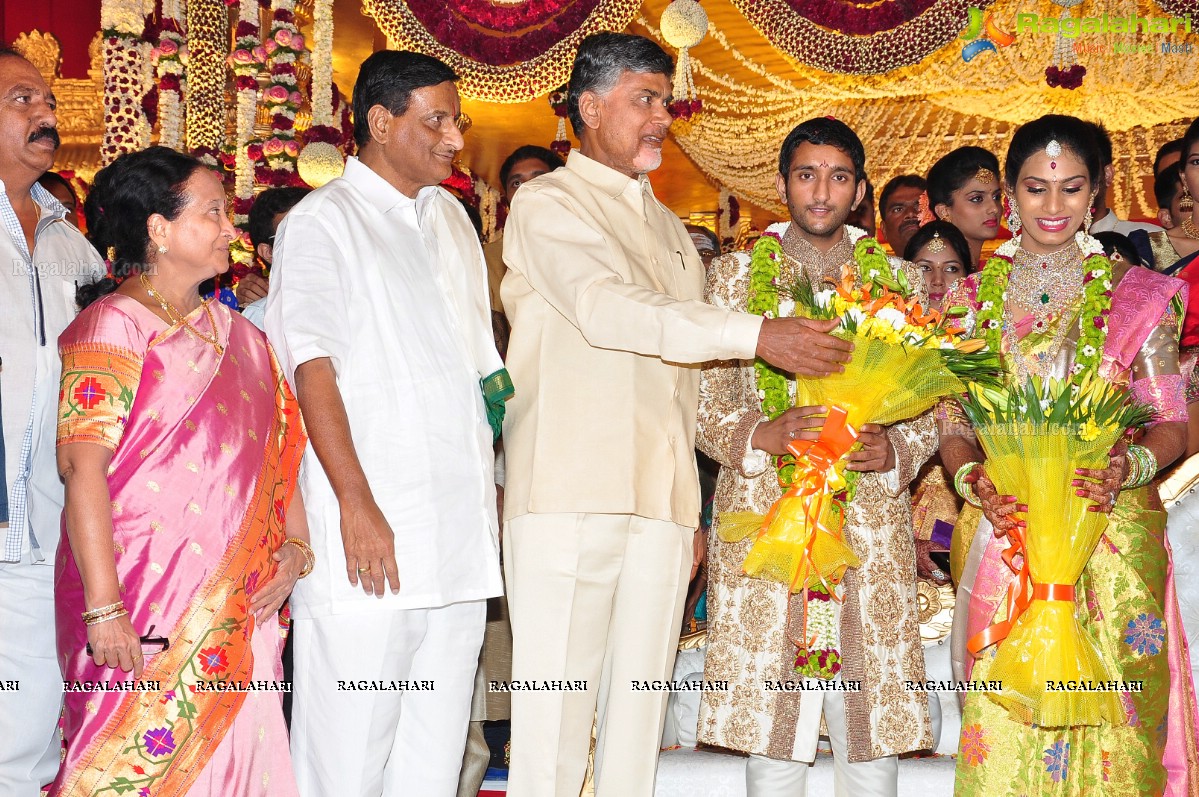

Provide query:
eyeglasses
left=86, top=624, right=170, bottom=656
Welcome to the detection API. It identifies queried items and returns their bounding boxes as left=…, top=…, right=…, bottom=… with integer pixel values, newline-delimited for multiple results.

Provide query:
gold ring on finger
left=358, top=565, right=371, bottom=573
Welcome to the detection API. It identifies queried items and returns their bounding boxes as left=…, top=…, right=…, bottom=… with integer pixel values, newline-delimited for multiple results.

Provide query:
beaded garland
left=974, top=232, right=1112, bottom=378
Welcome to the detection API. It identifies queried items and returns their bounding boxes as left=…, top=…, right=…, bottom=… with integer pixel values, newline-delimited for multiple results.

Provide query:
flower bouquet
left=724, top=235, right=1000, bottom=591
left=717, top=230, right=1000, bottom=678
left=958, top=374, right=1153, bottom=726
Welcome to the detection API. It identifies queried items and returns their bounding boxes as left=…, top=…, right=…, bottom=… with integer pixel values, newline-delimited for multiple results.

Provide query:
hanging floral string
left=100, top=0, right=155, bottom=165
left=229, top=0, right=266, bottom=224
left=659, top=0, right=706, bottom=121
left=255, top=0, right=308, bottom=188
left=296, top=0, right=347, bottom=188
left=152, top=0, right=187, bottom=150
left=548, top=86, right=570, bottom=159
left=185, top=0, right=229, bottom=151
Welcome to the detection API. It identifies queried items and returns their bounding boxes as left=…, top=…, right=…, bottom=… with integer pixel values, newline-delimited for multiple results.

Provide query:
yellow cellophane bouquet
left=723, top=237, right=1001, bottom=595
left=959, top=374, right=1153, bottom=727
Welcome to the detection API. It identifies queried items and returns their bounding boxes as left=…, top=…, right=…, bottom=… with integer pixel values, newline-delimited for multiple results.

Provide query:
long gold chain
left=139, top=273, right=224, bottom=354
left=1181, top=217, right=1199, bottom=240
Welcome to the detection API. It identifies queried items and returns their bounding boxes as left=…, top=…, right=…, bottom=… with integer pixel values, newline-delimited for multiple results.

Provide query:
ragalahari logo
left=960, top=6, right=1016, bottom=61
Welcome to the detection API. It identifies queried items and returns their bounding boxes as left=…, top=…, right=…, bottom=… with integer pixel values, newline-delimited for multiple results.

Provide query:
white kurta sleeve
left=264, top=211, right=352, bottom=384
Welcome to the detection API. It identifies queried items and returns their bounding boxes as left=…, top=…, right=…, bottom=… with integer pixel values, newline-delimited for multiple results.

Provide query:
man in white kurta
left=265, top=51, right=502, bottom=797
left=0, top=52, right=104, bottom=796
left=500, top=33, right=854, bottom=797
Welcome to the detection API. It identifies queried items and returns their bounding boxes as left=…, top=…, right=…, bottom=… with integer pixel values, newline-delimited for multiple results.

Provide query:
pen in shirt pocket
left=675, top=250, right=686, bottom=270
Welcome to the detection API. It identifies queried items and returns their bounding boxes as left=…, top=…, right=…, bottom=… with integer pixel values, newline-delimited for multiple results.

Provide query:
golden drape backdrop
left=16, top=0, right=1199, bottom=224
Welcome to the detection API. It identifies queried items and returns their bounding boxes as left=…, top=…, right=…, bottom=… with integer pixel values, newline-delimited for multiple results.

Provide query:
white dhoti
left=0, top=554, right=62, bottom=796
left=290, top=599, right=486, bottom=797
left=746, top=688, right=898, bottom=797
left=504, top=512, right=693, bottom=797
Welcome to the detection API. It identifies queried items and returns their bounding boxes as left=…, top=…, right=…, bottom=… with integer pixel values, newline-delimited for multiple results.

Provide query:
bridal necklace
left=140, top=272, right=224, bottom=354
left=1006, top=241, right=1083, bottom=324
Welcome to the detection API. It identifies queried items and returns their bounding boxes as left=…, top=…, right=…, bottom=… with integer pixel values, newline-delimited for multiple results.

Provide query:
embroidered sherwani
left=697, top=222, right=936, bottom=763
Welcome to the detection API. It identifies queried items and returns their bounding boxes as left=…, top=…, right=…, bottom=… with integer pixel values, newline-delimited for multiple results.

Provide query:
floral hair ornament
left=926, top=231, right=946, bottom=253
left=974, top=167, right=996, bottom=184
left=1046, top=139, right=1062, bottom=171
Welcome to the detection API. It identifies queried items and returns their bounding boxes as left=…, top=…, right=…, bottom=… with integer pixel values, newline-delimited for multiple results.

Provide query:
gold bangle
left=85, top=608, right=129, bottom=626
left=82, top=601, right=126, bottom=622
left=282, top=537, right=315, bottom=579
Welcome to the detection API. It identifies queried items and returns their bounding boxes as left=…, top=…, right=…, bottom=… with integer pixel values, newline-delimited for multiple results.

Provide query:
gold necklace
left=1181, top=217, right=1199, bottom=240
left=1007, top=242, right=1083, bottom=324
left=139, top=273, right=224, bottom=354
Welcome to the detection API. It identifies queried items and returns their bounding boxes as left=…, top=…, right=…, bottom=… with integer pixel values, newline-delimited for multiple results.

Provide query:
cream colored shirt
left=500, top=151, right=762, bottom=527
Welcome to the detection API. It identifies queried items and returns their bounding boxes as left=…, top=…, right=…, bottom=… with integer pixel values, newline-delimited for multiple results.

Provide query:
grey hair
left=567, top=32, right=673, bottom=136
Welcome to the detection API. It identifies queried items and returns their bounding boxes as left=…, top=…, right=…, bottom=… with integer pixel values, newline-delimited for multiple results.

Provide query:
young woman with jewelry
left=927, top=146, right=1004, bottom=270
left=938, top=115, right=1199, bottom=796
left=50, top=147, right=310, bottom=796
left=901, top=221, right=975, bottom=587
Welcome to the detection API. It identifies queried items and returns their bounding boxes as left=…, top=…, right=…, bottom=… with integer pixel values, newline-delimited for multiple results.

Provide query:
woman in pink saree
left=50, top=147, right=308, bottom=797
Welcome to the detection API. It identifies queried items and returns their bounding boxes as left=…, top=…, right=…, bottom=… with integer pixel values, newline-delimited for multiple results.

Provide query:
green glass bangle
left=954, top=461, right=983, bottom=508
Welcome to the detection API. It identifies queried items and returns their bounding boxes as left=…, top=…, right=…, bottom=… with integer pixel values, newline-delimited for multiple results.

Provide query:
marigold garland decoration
left=364, top=0, right=642, bottom=102
left=729, top=0, right=996, bottom=74
left=185, top=0, right=228, bottom=151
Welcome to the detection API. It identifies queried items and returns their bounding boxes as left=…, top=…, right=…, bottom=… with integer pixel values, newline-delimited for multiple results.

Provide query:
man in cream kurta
left=697, top=118, right=934, bottom=797
left=500, top=34, right=853, bottom=797
left=265, top=52, right=502, bottom=797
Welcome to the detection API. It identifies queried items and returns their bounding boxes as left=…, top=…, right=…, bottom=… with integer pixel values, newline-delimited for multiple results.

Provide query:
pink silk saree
left=50, top=294, right=305, bottom=797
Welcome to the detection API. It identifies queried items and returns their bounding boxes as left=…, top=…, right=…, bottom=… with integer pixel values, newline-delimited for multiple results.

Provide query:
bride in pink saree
left=49, top=147, right=308, bottom=797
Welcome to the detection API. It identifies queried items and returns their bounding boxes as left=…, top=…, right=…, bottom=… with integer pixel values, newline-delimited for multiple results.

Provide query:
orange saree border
left=56, top=367, right=305, bottom=797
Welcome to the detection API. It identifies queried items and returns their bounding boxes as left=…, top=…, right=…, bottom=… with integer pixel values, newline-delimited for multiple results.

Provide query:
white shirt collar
left=341, top=156, right=440, bottom=216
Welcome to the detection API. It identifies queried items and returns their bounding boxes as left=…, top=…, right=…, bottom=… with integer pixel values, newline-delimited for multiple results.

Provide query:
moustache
left=29, top=126, right=60, bottom=149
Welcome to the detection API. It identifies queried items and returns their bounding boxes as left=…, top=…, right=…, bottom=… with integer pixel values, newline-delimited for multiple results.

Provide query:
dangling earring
left=1083, top=206, right=1094, bottom=235
left=1181, top=183, right=1194, bottom=213
left=1007, top=204, right=1021, bottom=235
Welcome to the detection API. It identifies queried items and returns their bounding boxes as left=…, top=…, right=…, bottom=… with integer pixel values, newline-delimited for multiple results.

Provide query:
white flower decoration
left=813, top=288, right=836, bottom=308
left=1076, top=231, right=1105, bottom=256
left=875, top=307, right=907, bottom=331
left=996, top=237, right=1020, bottom=258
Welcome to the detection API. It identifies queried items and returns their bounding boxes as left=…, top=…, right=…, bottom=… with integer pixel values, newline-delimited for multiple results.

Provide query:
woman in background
left=927, top=146, right=1004, bottom=269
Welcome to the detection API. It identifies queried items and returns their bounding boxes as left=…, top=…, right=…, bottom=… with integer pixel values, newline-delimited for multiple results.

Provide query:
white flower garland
left=230, top=0, right=264, bottom=223
left=152, top=0, right=187, bottom=151
left=101, top=0, right=155, bottom=165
